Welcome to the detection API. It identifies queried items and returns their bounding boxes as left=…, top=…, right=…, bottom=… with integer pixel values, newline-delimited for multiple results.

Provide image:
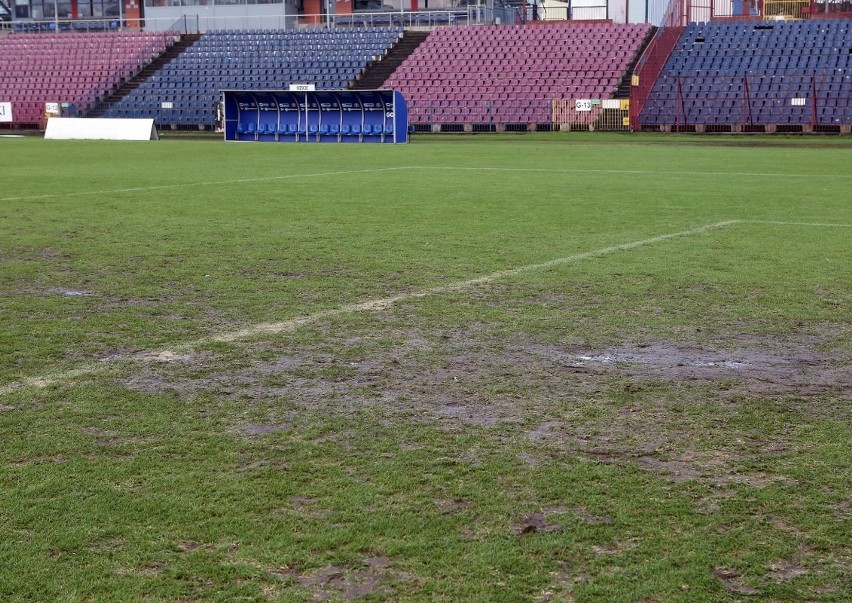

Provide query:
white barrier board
left=0, top=102, right=12, bottom=123
left=45, top=118, right=159, bottom=141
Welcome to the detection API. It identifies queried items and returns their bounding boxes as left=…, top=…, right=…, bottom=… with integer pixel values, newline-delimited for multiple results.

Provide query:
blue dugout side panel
left=224, top=89, right=408, bottom=144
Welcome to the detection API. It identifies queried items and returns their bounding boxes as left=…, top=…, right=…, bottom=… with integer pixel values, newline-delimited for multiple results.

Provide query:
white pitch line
left=104, top=219, right=744, bottom=346
left=743, top=220, right=852, bottom=228
left=409, top=166, right=852, bottom=179
left=0, top=166, right=412, bottom=202
left=4, top=163, right=851, bottom=203
left=0, top=220, right=737, bottom=396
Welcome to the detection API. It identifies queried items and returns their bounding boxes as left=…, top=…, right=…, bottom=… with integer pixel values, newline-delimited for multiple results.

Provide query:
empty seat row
left=641, top=18, right=852, bottom=128
left=385, top=23, right=649, bottom=125
left=106, top=27, right=403, bottom=125
left=0, top=30, right=179, bottom=127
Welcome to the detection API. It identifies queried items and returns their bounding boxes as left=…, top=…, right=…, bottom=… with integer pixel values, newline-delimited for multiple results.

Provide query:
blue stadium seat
left=102, top=28, right=404, bottom=129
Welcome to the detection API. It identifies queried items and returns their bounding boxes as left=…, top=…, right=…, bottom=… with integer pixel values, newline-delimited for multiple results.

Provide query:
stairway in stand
left=349, top=30, right=431, bottom=90
left=613, top=26, right=656, bottom=99
left=87, top=33, right=202, bottom=117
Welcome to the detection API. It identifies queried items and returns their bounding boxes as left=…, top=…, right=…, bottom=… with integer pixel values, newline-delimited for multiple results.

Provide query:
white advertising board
left=44, top=118, right=159, bottom=140
left=0, top=102, right=12, bottom=123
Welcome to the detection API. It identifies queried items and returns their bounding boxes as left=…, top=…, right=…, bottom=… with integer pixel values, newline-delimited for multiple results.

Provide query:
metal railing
left=331, top=8, right=492, bottom=28
left=691, top=0, right=852, bottom=18
left=1, top=10, right=507, bottom=34
left=402, top=97, right=631, bottom=131
left=762, top=0, right=811, bottom=17
left=0, top=15, right=198, bottom=33
left=639, top=73, right=852, bottom=132
left=630, top=0, right=686, bottom=130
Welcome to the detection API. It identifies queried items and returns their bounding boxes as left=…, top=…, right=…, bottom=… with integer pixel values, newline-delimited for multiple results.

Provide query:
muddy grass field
left=1, top=135, right=850, bottom=601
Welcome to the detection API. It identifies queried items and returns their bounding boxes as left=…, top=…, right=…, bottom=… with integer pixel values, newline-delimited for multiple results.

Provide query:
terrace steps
left=88, top=33, right=201, bottom=116
left=614, top=25, right=656, bottom=99
left=349, top=30, right=431, bottom=90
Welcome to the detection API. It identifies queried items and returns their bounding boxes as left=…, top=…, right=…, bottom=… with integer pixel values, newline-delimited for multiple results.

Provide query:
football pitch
left=1, top=133, right=850, bottom=601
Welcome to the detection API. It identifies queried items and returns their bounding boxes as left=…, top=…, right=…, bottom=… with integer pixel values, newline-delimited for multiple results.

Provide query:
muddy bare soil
left=122, top=324, right=850, bottom=486
left=271, top=555, right=416, bottom=602
left=126, top=325, right=850, bottom=410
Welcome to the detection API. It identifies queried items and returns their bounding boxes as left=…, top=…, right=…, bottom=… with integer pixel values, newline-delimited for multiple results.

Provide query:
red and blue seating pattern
left=1, top=21, right=848, bottom=131
left=0, top=31, right=179, bottom=126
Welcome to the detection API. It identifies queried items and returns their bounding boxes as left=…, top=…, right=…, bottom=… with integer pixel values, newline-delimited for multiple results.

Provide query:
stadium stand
left=382, top=23, right=653, bottom=128
left=0, top=31, right=178, bottom=128
left=99, top=27, right=404, bottom=127
left=640, top=19, right=852, bottom=131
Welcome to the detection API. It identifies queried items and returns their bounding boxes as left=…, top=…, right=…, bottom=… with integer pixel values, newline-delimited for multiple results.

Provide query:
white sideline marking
left=211, top=220, right=739, bottom=343
left=744, top=220, right=852, bottom=228
left=0, top=167, right=412, bottom=202
left=0, top=220, right=738, bottom=396
left=3, top=164, right=851, bottom=203
left=410, top=166, right=852, bottom=179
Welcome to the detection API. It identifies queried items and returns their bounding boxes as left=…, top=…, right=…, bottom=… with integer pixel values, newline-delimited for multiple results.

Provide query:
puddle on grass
left=564, top=343, right=801, bottom=372
left=534, top=341, right=850, bottom=397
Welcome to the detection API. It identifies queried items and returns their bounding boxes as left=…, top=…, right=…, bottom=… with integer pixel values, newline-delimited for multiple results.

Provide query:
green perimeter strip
left=2, top=164, right=852, bottom=203
left=2, top=218, right=850, bottom=397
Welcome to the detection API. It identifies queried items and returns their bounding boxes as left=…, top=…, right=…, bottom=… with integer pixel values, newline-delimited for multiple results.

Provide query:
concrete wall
left=145, top=4, right=298, bottom=32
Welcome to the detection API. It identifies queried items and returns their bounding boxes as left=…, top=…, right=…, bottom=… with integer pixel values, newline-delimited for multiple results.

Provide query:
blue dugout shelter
left=224, top=89, right=408, bottom=144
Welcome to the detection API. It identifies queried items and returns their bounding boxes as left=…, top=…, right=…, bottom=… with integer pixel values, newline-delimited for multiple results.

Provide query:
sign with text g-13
left=574, top=99, right=592, bottom=112
left=0, top=102, right=12, bottom=123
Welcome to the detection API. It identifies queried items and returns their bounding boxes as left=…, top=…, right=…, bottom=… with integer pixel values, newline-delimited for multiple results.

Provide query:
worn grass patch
left=1, top=134, right=851, bottom=601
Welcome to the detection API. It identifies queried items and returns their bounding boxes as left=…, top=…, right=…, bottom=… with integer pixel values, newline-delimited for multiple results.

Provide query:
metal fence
left=61, top=96, right=632, bottom=132
left=404, top=97, right=630, bottom=131
left=684, top=0, right=852, bottom=19
left=0, top=0, right=700, bottom=33
left=639, top=73, right=852, bottom=132
left=0, top=10, right=512, bottom=33
left=0, top=15, right=197, bottom=33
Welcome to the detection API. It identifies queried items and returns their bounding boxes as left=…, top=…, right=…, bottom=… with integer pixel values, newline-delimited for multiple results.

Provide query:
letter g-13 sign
left=575, top=99, right=592, bottom=112
left=0, top=102, right=12, bottom=123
